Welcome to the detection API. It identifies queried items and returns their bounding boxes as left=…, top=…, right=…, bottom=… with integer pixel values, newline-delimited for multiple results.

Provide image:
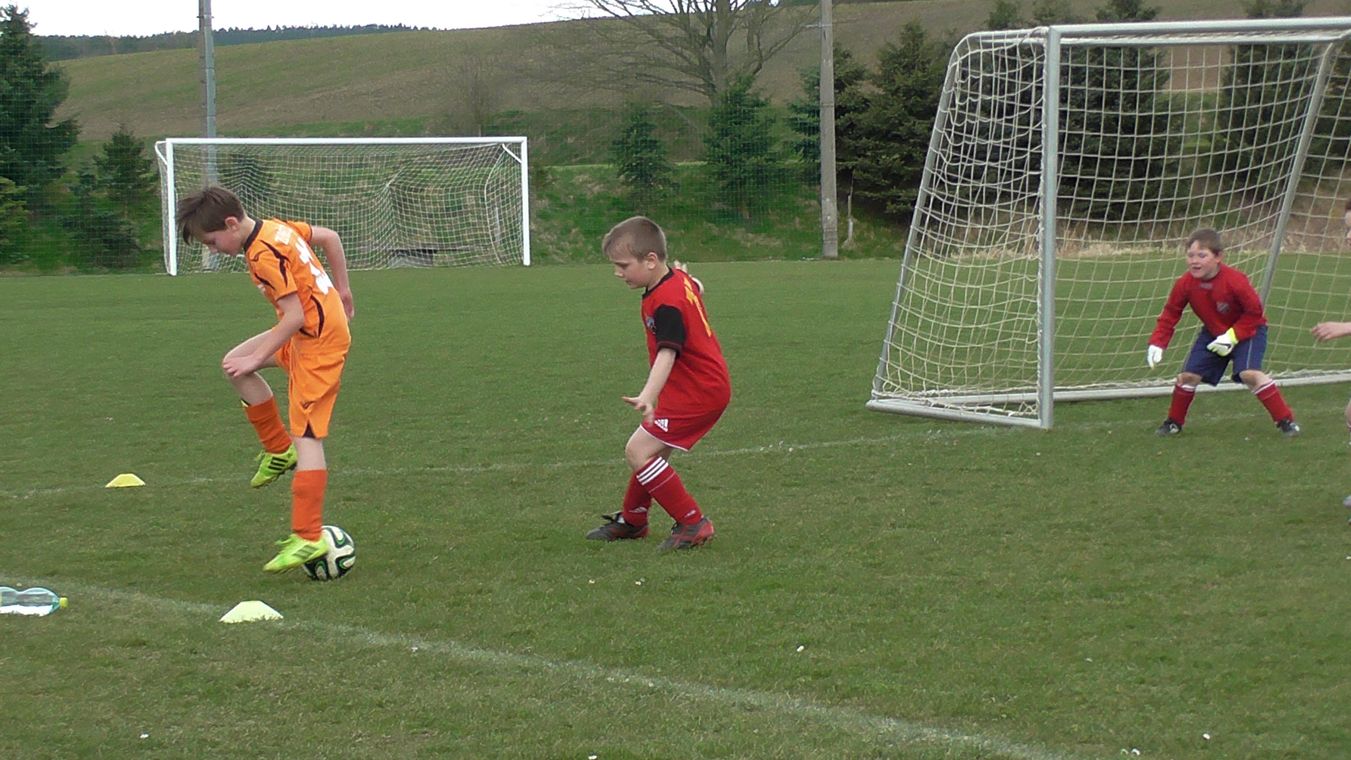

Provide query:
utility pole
left=199, top=0, right=217, bottom=140
left=818, top=0, right=838, bottom=260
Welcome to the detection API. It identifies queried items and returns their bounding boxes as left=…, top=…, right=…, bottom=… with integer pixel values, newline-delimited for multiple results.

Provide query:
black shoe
left=585, top=512, right=649, bottom=541
left=1155, top=419, right=1182, bottom=437
left=1276, top=418, right=1300, bottom=438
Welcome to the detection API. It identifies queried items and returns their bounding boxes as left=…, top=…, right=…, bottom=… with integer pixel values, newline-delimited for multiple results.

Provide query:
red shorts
left=640, top=403, right=727, bottom=451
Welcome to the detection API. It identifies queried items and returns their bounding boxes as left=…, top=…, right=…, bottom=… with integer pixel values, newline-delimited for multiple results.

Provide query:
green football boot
left=263, top=533, right=329, bottom=573
left=251, top=445, right=298, bottom=488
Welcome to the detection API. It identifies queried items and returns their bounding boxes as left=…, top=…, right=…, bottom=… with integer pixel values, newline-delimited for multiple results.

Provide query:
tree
left=851, top=23, right=949, bottom=221
left=0, top=177, right=26, bottom=265
left=986, top=0, right=1024, bottom=30
left=1030, top=0, right=1079, bottom=25
left=1243, top=0, right=1305, bottom=17
left=703, top=75, right=785, bottom=219
left=555, top=0, right=815, bottom=106
left=0, top=5, right=78, bottom=207
left=93, top=126, right=157, bottom=215
left=787, top=47, right=868, bottom=184
left=610, top=102, right=676, bottom=207
left=1214, top=0, right=1311, bottom=197
left=1095, top=0, right=1158, bottom=22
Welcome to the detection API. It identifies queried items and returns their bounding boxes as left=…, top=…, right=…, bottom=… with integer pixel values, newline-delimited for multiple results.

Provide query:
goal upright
left=156, top=137, right=530, bottom=275
left=870, top=18, right=1351, bottom=429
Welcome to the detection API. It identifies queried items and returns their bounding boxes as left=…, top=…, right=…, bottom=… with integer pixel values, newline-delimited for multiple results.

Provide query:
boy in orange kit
left=176, top=186, right=354, bottom=572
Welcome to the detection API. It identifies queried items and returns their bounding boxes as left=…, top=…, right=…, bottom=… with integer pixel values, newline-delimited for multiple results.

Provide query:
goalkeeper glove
left=1206, top=328, right=1238, bottom=357
left=1146, top=345, right=1164, bottom=368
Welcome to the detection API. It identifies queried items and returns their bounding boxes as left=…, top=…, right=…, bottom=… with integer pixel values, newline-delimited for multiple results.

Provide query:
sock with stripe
left=1167, top=383, right=1196, bottom=425
left=636, top=456, right=703, bottom=526
left=1253, top=381, right=1293, bottom=422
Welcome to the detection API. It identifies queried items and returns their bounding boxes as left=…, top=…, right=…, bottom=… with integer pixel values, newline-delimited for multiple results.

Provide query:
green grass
left=2, top=261, right=1350, bottom=758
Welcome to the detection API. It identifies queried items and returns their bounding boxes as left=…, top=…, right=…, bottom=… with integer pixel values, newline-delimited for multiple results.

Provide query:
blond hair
left=602, top=216, right=667, bottom=261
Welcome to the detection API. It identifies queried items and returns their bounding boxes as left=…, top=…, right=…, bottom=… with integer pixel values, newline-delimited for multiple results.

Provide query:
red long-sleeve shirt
left=1148, top=263, right=1266, bottom=348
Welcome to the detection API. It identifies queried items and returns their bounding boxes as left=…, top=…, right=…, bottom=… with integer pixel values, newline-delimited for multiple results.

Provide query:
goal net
left=870, top=18, right=1351, bottom=428
left=155, top=137, right=529, bottom=275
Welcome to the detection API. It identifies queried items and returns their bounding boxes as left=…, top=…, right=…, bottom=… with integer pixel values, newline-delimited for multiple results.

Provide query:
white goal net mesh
left=871, top=20, right=1351, bottom=427
left=156, top=138, right=528, bottom=274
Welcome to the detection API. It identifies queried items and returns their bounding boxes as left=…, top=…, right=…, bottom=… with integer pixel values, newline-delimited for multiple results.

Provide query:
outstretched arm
left=311, top=225, right=355, bottom=319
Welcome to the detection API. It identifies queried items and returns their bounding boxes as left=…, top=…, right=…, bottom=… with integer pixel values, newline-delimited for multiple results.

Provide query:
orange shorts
left=274, top=333, right=350, bottom=439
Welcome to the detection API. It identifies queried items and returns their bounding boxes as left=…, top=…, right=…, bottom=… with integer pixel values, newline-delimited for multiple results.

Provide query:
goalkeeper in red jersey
left=586, top=216, right=731, bottom=550
left=1146, top=228, right=1298, bottom=438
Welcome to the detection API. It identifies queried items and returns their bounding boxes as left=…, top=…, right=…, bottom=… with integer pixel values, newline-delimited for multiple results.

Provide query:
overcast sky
left=18, top=1, right=594, bottom=37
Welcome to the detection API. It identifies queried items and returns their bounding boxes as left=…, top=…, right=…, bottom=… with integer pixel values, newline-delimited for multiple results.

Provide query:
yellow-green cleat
left=251, top=445, right=298, bottom=488
left=263, top=533, right=329, bottom=573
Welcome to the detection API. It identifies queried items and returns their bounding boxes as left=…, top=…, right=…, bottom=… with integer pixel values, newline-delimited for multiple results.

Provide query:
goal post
left=870, top=18, right=1351, bottom=429
left=155, top=137, right=530, bottom=275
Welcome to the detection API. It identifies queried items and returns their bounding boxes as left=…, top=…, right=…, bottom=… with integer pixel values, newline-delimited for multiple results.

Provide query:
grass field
left=2, top=261, right=1350, bottom=758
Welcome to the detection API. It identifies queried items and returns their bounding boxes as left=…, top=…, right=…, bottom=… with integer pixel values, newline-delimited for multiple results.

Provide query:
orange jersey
left=242, top=219, right=349, bottom=345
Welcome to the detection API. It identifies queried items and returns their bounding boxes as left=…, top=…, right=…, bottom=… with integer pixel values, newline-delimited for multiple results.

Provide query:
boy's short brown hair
left=1186, top=228, right=1224, bottom=254
left=602, top=216, right=667, bottom=261
left=175, top=186, right=246, bottom=242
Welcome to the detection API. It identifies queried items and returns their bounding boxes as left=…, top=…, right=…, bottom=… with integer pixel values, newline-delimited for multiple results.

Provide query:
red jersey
left=641, top=269, right=731, bottom=413
left=1148, top=263, right=1266, bottom=348
left=242, top=219, right=350, bottom=348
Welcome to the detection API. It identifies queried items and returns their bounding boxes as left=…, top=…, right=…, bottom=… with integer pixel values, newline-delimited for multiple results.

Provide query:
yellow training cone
left=219, top=601, right=283, bottom=624
left=105, top=473, right=145, bottom=488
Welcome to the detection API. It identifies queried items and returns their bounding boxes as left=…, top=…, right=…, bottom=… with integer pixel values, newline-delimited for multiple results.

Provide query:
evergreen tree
left=787, top=47, right=869, bottom=184
left=0, top=5, right=78, bottom=206
left=610, top=103, right=675, bottom=208
left=1215, top=0, right=1311, bottom=199
left=852, top=23, right=949, bottom=220
left=93, top=126, right=157, bottom=215
left=987, top=0, right=1024, bottom=30
left=0, top=176, right=26, bottom=265
left=703, top=76, right=786, bottom=219
left=1056, top=0, right=1178, bottom=222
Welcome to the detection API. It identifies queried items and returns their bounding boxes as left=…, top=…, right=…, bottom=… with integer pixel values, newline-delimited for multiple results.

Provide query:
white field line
left=6, top=578, right=1081, bottom=760
left=0, top=406, right=1308, bottom=502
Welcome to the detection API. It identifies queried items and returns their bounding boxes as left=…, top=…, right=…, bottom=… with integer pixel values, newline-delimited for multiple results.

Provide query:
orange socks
left=291, top=469, right=327, bottom=541
left=244, top=397, right=292, bottom=454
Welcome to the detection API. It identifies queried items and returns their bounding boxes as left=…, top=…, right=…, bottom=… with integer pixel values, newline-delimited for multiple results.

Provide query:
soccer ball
left=303, top=525, right=356, bottom=581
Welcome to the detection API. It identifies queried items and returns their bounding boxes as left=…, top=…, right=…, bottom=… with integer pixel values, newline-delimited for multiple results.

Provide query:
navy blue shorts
left=1183, top=324, right=1267, bottom=385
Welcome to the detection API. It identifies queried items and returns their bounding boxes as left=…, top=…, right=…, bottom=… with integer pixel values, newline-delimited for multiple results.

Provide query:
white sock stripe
left=637, top=457, right=668, bottom=485
left=1178, top=384, right=1197, bottom=393
left=1253, top=381, right=1275, bottom=396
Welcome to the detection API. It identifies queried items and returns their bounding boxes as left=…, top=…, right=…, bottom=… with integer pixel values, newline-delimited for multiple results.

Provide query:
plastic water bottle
left=0, top=586, right=67, bottom=616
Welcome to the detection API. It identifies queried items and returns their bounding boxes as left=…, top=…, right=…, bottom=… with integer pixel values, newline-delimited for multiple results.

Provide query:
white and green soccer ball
left=303, top=524, right=356, bottom=581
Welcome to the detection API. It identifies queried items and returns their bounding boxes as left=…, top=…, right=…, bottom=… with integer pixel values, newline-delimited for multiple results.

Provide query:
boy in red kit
left=176, top=186, right=355, bottom=572
left=587, top=216, right=731, bottom=550
left=1146, top=228, right=1298, bottom=438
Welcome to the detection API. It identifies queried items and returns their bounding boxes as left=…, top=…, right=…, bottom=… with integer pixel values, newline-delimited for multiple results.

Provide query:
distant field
left=2, top=262, right=1349, bottom=758
left=54, top=0, right=1351, bottom=142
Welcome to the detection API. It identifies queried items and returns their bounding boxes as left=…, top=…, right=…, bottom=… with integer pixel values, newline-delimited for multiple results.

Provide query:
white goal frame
left=156, top=137, right=530, bottom=275
left=869, top=18, right=1351, bottom=429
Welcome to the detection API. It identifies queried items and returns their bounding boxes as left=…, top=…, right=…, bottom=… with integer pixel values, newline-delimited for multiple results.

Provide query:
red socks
left=626, top=457, right=704, bottom=526
left=244, top=397, right=292, bottom=454
left=1167, top=383, right=1196, bottom=424
left=1253, top=381, right=1293, bottom=422
left=291, top=469, right=327, bottom=541
left=620, top=472, right=651, bottom=526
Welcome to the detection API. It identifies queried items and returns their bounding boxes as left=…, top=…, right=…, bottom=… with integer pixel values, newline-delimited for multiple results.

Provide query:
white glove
left=1146, top=345, right=1164, bottom=368
left=1206, top=328, right=1238, bottom=357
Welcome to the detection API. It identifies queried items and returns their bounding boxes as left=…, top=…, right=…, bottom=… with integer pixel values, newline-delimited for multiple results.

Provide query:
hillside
left=55, top=0, right=1351, bottom=143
